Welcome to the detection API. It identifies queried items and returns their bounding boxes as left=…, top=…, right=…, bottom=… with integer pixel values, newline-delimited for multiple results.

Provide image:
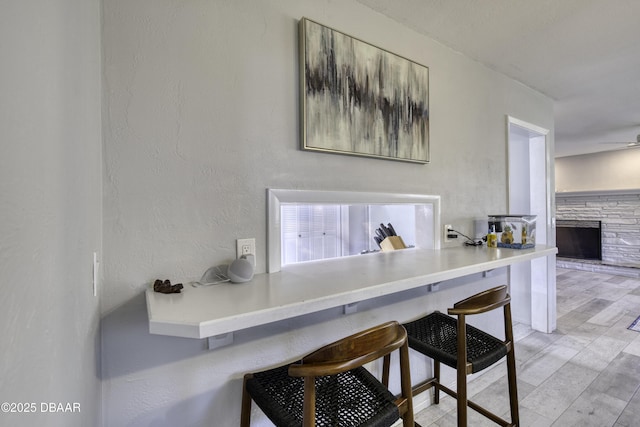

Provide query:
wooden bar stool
left=387, top=285, right=519, bottom=426
left=241, top=321, right=416, bottom=427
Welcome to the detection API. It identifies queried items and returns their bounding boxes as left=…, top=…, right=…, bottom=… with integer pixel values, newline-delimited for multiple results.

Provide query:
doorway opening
left=507, top=116, right=555, bottom=332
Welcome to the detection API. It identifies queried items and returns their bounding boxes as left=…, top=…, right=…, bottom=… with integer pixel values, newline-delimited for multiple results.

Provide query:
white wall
left=556, top=149, right=640, bottom=192
left=101, top=0, right=554, bottom=425
left=0, top=1, right=102, bottom=426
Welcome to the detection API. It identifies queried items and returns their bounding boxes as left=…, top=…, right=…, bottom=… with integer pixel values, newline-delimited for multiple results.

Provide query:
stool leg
left=399, top=343, right=415, bottom=427
left=506, top=348, right=519, bottom=425
left=456, top=367, right=467, bottom=426
left=240, top=374, right=253, bottom=427
left=504, top=304, right=519, bottom=426
left=433, top=360, right=440, bottom=404
left=456, top=315, right=468, bottom=426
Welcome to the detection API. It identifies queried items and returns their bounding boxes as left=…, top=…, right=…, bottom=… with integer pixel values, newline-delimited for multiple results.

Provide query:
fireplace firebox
left=556, top=220, right=602, bottom=260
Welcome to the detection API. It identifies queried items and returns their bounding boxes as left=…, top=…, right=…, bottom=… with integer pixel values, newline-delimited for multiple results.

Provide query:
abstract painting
left=300, top=18, right=429, bottom=163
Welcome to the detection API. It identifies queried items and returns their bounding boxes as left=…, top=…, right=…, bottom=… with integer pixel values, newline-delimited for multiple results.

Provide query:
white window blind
left=281, top=204, right=342, bottom=265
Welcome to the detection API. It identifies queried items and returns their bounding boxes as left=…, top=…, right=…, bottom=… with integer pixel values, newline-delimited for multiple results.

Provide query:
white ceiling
left=356, top=0, right=640, bottom=157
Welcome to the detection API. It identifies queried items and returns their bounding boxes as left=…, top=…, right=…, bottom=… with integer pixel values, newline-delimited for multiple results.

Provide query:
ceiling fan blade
left=598, top=134, right=640, bottom=146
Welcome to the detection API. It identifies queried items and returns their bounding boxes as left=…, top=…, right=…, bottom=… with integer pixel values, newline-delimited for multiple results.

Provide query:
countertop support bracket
left=208, top=332, right=234, bottom=350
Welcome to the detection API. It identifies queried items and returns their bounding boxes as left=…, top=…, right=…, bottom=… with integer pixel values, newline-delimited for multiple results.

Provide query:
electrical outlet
left=444, top=224, right=453, bottom=242
left=236, top=238, right=256, bottom=262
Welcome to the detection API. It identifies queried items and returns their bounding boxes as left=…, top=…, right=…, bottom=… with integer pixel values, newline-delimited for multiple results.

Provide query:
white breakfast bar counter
left=146, top=245, right=557, bottom=340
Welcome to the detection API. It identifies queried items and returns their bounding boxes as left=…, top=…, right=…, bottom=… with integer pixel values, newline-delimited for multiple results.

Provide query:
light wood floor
left=415, top=267, right=640, bottom=426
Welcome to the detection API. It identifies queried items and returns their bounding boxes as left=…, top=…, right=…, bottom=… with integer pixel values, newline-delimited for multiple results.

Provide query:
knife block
left=380, top=235, right=407, bottom=251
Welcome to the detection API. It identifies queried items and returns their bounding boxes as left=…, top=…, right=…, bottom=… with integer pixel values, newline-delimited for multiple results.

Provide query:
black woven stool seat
left=246, top=363, right=400, bottom=427
left=404, top=311, right=507, bottom=373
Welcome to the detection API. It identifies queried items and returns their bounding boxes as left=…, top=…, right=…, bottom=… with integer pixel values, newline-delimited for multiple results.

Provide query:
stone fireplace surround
left=556, top=189, right=640, bottom=277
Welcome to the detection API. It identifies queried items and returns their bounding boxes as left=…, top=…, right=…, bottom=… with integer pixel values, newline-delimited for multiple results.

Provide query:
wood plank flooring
left=415, top=267, right=640, bottom=426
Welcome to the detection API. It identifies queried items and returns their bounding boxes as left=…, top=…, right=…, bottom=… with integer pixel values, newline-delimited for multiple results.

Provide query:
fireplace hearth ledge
left=557, top=257, right=640, bottom=278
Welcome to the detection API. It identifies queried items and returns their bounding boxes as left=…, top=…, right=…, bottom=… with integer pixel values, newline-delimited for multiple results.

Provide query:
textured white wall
left=0, top=1, right=102, bottom=426
left=101, top=0, right=554, bottom=425
left=556, top=149, right=640, bottom=192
